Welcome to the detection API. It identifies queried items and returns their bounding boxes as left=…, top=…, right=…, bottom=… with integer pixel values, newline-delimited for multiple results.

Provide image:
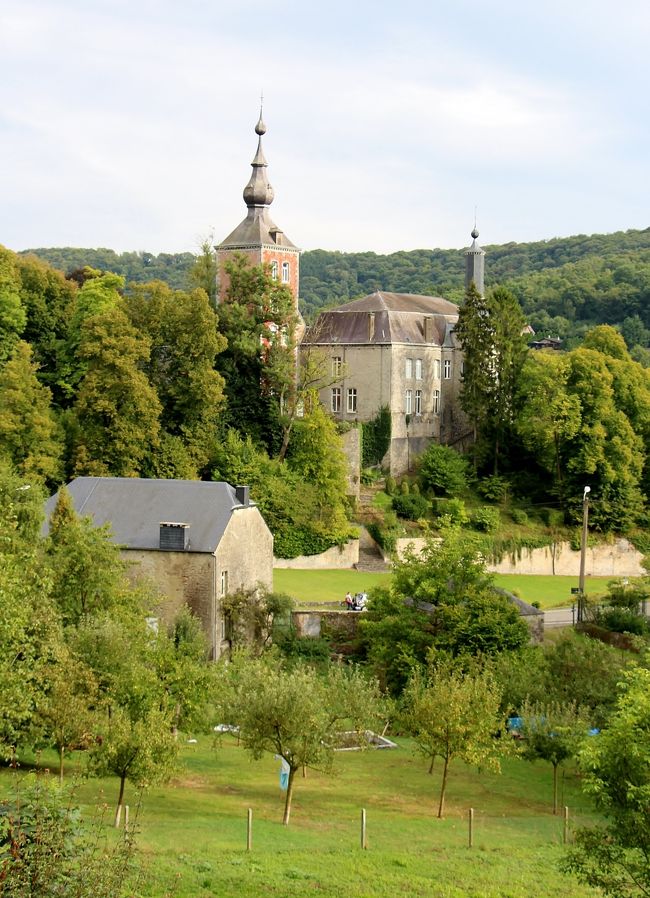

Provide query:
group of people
left=344, top=591, right=368, bottom=612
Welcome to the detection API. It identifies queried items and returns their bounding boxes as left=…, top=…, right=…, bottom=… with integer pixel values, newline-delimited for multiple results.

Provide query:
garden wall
left=274, top=539, right=359, bottom=570
left=393, top=537, right=644, bottom=577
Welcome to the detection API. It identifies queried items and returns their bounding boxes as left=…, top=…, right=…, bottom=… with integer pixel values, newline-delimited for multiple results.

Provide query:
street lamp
left=577, top=486, right=591, bottom=623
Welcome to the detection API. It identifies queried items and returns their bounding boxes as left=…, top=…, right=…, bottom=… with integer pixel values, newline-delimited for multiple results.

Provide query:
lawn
left=274, top=568, right=613, bottom=610
left=7, top=737, right=601, bottom=898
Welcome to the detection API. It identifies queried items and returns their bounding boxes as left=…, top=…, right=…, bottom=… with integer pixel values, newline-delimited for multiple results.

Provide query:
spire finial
left=256, top=89, right=266, bottom=135
left=471, top=205, right=479, bottom=240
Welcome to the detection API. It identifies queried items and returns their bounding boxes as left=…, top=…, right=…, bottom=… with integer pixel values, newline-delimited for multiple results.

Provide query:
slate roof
left=218, top=207, right=298, bottom=249
left=303, top=291, right=459, bottom=347
left=42, top=477, right=255, bottom=554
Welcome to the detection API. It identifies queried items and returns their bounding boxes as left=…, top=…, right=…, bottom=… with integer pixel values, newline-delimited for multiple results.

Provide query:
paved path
left=544, top=606, right=575, bottom=628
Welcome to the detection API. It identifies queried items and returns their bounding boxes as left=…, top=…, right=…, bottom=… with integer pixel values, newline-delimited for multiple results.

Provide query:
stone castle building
left=217, top=112, right=487, bottom=475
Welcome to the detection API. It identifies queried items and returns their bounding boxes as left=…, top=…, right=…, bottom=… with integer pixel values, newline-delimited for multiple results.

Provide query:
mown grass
left=273, top=568, right=612, bottom=610
left=7, top=737, right=600, bottom=898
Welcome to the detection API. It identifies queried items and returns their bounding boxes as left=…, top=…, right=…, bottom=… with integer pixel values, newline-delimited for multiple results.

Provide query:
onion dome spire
left=243, top=105, right=275, bottom=208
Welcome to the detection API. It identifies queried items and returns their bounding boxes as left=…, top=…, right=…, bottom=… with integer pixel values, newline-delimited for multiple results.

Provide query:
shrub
left=410, top=482, right=420, bottom=496
left=597, top=607, right=648, bottom=636
left=544, top=508, right=565, bottom=528
left=434, top=497, right=469, bottom=525
left=391, top=493, right=429, bottom=521
left=418, top=443, right=468, bottom=497
left=400, top=480, right=410, bottom=496
left=384, top=475, right=397, bottom=495
left=511, top=509, right=528, bottom=525
left=472, top=506, right=501, bottom=533
left=477, top=475, right=510, bottom=503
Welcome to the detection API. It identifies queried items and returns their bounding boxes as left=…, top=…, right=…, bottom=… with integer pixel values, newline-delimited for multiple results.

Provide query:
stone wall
left=341, top=427, right=361, bottom=500
left=274, top=539, right=359, bottom=569
left=393, top=537, right=645, bottom=578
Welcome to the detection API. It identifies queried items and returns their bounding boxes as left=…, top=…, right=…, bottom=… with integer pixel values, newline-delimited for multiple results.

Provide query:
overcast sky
left=1, top=0, right=648, bottom=255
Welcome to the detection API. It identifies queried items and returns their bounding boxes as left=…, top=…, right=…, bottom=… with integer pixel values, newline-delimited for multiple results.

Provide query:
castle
left=216, top=113, right=484, bottom=475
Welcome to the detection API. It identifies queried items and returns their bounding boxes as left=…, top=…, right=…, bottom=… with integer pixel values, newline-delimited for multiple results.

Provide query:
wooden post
left=247, top=808, right=253, bottom=851
left=563, top=806, right=569, bottom=845
left=124, top=806, right=129, bottom=833
left=360, top=808, right=367, bottom=850
left=468, top=808, right=474, bottom=848
left=115, top=804, right=122, bottom=829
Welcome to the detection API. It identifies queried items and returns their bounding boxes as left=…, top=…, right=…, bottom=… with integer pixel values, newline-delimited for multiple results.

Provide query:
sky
left=1, top=0, right=648, bottom=256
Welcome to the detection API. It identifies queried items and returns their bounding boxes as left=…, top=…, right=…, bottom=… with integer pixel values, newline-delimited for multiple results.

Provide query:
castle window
left=415, top=358, right=422, bottom=380
left=405, top=358, right=413, bottom=379
left=444, top=359, right=452, bottom=379
left=331, top=387, right=341, bottom=412
left=434, top=359, right=441, bottom=379
left=415, top=390, right=422, bottom=415
left=405, top=390, right=413, bottom=415
left=220, top=569, right=229, bottom=596
left=347, top=388, right=357, bottom=413
left=270, top=260, right=278, bottom=280
left=433, top=389, right=440, bottom=414
left=332, top=356, right=342, bottom=377
left=281, top=261, right=290, bottom=284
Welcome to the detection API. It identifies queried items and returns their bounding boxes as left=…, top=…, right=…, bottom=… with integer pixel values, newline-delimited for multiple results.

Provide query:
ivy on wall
left=361, top=406, right=391, bottom=468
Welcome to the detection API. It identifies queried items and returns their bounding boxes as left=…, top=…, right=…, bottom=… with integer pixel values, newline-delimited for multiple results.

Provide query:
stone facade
left=274, top=539, right=359, bottom=570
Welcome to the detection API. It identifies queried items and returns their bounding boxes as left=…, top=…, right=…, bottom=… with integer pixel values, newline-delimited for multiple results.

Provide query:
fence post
left=360, top=808, right=367, bottom=850
left=247, top=808, right=253, bottom=851
left=124, top=805, right=129, bottom=834
left=563, top=806, right=569, bottom=844
left=468, top=807, right=474, bottom=848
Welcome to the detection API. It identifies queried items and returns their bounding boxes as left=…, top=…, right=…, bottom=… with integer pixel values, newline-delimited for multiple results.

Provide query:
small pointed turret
left=243, top=108, right=275, bottom=208
left=465, top=225, right=485, bottom=296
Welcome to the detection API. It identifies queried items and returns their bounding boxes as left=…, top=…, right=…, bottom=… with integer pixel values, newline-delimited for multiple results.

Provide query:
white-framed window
left=415, top=358, right=422, bottom=380
left=270, top=260, right=278, bottom=280
left=220, top=569, right=229, bottom=596
left=347, top=388, right=357, bottom=413
left=444, top=359, right=452, bottom=380
left=434, top=359, right=441, bottom=379
left=281, top=261, right=290, bottom=283
left=331, top=387, right=341, bottom=412
left=332, top=356, right=342, bottom=377
left=433, top=389, right=440, bottom=414
left=405, top=358, right=413, bottom=379
left=405, top=389, right=413, bottom=415
left=415, top=390, right=422, bottom=415
left=461, top=361, right=465, bottom=377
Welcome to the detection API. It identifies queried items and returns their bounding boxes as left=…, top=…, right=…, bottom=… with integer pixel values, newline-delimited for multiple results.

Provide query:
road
left=544, top=606, right=575, bottom=629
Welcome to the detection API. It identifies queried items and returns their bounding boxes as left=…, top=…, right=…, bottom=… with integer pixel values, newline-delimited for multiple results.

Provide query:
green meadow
left=273, top=568, right=613, bottom=610
left=7, top=736, right=601, bottom=898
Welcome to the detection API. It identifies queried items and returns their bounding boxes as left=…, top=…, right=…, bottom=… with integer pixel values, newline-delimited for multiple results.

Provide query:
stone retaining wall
left=393, top=537, right=644, bottom=577
left=274, top=539, right=359, bottom=570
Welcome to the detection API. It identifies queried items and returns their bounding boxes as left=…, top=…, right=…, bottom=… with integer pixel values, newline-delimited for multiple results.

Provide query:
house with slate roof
left=43, top=477, right=273, bottom=660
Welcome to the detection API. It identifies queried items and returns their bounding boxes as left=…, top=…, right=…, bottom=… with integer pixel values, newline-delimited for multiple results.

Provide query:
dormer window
left=159, top=522, right=189, bottom=551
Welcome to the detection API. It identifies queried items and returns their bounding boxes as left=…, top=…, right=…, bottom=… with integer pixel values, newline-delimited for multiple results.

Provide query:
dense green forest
left=23, top=228, right=650, bottom=351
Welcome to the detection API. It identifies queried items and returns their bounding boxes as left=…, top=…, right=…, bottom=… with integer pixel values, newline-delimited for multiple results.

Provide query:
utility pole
left=577, top=486, right=591, bottom=623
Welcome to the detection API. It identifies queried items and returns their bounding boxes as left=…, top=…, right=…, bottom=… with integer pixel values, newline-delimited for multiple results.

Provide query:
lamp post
left=577, top=486, right=591, bottom=623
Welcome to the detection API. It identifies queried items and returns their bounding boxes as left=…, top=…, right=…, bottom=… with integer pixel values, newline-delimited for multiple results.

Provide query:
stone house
left=43, top=477, right=273, bottom=660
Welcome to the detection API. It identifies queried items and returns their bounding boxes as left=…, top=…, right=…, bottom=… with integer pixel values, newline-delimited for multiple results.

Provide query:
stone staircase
left=354, top=525, right=390, bottom=572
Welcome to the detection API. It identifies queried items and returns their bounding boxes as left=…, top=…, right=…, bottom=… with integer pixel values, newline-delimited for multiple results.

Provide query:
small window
left=461, top=361, right=465, bottom=377
left=415, top=390, right=422, bottom=415
left=331, top=387, right=341, bottom=412
left=270, top=260, right=278, bottom=280
left=405, top=389, right=413, bottom=415
left=434, top=359, right=441, bottom=380
left=220, top=569, right=229, bottom=596
left=405, top=358, right=413, bottom=379
left=220, top=615, right=227, bottom=641
left=433, top=389, right=440, bottom=414
left=415, top=358, right=422, bottom=380
left=332, top=356, right=342, bottom=377
left=281, top=261, right=290, bottom=283
left=444, top=359, right=452, bottom=380
left=347, top=388, right=357, bottom=413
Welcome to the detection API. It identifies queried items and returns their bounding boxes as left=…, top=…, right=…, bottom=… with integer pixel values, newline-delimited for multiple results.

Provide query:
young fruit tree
left=218, top=654, right=384, bottom=825
left=402, top=661, right=506, bottom=818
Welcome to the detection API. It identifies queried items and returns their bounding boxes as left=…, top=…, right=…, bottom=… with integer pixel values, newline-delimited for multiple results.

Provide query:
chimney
left=159, top=522, right=190, bottom=551
left=235, top=485, right=250, bottom=507
left=368, top=312, right=376, bottom=342
left=424, top=316, right=434, bottom=343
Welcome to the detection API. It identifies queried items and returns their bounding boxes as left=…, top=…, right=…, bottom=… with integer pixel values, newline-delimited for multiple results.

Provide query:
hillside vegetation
left=23, top=228, right=650, bottom=349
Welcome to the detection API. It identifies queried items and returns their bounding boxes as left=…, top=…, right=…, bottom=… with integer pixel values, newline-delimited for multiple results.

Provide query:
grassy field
left=8, top=737, right=601, bottom=898
left=273, top=568, right=613, bottom=610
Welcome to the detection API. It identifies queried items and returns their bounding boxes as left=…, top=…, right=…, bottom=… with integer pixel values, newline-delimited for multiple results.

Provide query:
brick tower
left=216, top=110, right=302, bottom=327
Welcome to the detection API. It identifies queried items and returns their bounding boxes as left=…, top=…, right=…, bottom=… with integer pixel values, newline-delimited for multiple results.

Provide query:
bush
left=472, top=506, right=501, bottom=533
left=544, top=508, right=565, bottom=528
left=511, top=509, right=528, bottom=525
left=384, top=475, right=397, bottom=495
left=417, top=443, right=468, bottom=497
left=477, top=475, right=510, bottom=503
left=391, top=493, right=429, bottom=521
left=434, top=497, right=469, bottom=525
left=597, top=607, right=648, bottom=636
left=400, top=480, right=410, bottom=496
